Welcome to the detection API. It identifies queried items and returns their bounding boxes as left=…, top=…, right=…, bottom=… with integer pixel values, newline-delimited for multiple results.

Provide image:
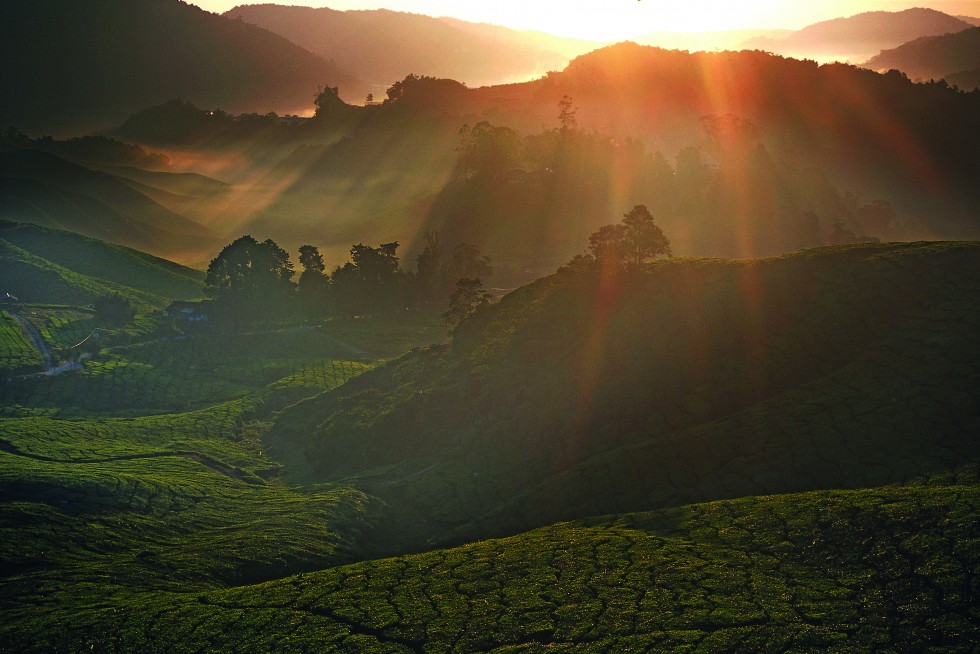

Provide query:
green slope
left=0, top=310, right=43, bottom=375
left=0, top=238, right=162, bottom=307
left=1, top=483, right=975, bottom=652
left=0, top=242, right=976, bottom=652
left=0, top=220, right=203, bottom=302
left=268, top=242, right=980, bottom=552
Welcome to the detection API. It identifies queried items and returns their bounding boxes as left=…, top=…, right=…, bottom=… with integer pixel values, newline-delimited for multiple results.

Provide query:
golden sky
left=191, top=1, right=980, bottom=40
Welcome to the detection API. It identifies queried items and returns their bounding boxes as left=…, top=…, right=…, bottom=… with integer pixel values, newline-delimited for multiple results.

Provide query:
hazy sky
left=192, top=1, right=980, bottom=39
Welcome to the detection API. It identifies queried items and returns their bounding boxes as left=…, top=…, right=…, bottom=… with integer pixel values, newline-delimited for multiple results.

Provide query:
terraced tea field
left=0, top=309, right=43, bottom=375
left=0, top=242, right=977, bottom=652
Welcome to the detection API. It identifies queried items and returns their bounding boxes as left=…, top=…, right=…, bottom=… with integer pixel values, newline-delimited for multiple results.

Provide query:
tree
left=94, top=293, right=135, bottom=326
left=448, top=243, right=493, bottom=282
left=297, top=244, right=330, bottom=315
left=205, top=235, right=295, bottom=320
left=331, top=241, right=408, bottom=315
left=385, top=74, right=467, bottom=110
left=558, top=95, right=578, bottom=134
left=415, top=230, right=442, bottom=301
left=313, top=85, right=345, bottom=118
left=298, top=244, right=325, bottom=275
left=586, top=205, right=671, bottom=269
left=588, top=224, right=626, bottom=263
left=442, top=278, right=491, bottom=333
left=621, top=205, right=671, bottom=268
left=456, top=121, right=523, bottom=179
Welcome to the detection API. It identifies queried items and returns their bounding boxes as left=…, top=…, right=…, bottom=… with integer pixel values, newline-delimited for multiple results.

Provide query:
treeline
left=437, top=104, right=890, bottom=268
left=203, top=232, right=492, bottom=326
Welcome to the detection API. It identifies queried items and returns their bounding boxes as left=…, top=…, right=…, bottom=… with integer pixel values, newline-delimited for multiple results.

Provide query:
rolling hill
left=224, top=4, right=600, bottom=92
left=742, top=8, right=974, bottom=62
left=864, top=26, right=980, bottom=88
left=0, top=220, right=203, bottom=307
left=268, top=242, right=980, bottom=553
left=1, top=241, right=975, bottom=651
left=0, top=0, right=361, bottom=135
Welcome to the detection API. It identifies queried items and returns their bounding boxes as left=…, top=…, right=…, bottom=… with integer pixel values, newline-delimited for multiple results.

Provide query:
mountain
left=742, top=8, right=975, bottom=62
left=0, top=0, right=361, bottom=135
left=136, top=44, right=980, bottom=280
left=268, top=242, right=980, bottom=552
left=635, top=28, right=793, bottom=52
left=0, top=150, right=222, bottom=262
left=224, top=4, right=600, bottom=91
left=864, top=26, right=980, bottom=88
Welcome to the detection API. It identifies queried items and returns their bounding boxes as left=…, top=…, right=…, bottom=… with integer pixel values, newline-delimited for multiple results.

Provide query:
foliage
left=205, top=235, right=295, bottom=322
left=442, top=278, right=491, bottom=333
left=313, top=84, right=347, bottom=118
left=331, top=242, right=409, bottom=316
left=587, top=204, right=671, bottom=268
left=0, top=310, right=43, bottom=375
left=415, top=231, right=494, bottom=302
left=456, top=121, right=523, bottom=178
left=93, top=293, right=136, bottom=326
left=2, top=483, right=975, bottom=652
left=385, top=74, right=468, bottom=109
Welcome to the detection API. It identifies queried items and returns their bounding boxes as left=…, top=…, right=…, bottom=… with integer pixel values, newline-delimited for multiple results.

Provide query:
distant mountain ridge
left=0, top=150, right=222, bottom=262
left=864, top=26, right=980, bottom=88
left=0, top=0, right=361, bottom=135
left=743, top=8, right=974, bottom=61
left=224, top=4, right=600, bottom=91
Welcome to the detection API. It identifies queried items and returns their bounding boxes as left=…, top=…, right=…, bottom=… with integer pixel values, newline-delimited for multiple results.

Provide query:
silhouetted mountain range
left=107, top=43, right=977, bottom=276
left=0, top=0, right=359, bottom=135
left=224, top=4, right=599, bottom=92
left=865, top=26, right=980, bottom=88
left=743, top=8, right=974, bottom=61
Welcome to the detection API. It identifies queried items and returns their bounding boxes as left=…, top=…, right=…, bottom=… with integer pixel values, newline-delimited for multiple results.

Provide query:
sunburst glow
left=191, top=1, right=980, bottom=41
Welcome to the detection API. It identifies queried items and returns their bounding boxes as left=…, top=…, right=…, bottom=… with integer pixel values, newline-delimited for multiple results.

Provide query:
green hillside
left=0, top=242, right=976, bottom=651
left=0, top=310, right=43, bottom=375
left=2, top=482, right=975, bottom=651
left=270, top=242, right=980, bottom=552
left=0, top=220, right=203, bottom=301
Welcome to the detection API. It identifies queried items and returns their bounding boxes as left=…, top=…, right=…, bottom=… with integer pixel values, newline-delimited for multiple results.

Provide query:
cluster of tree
left=93, top=293, right=136, bottom=326
left=204, top=232, right=493, bottom=326
left=586, top=205, right=671, bottom=269
left=434, top=99, right=896, bottom=271
left=384, top=74, right=468, bottom=112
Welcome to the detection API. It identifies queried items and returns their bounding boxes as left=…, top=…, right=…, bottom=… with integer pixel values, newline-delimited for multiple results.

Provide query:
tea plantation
left=1, top=238, right=977, bottom=652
